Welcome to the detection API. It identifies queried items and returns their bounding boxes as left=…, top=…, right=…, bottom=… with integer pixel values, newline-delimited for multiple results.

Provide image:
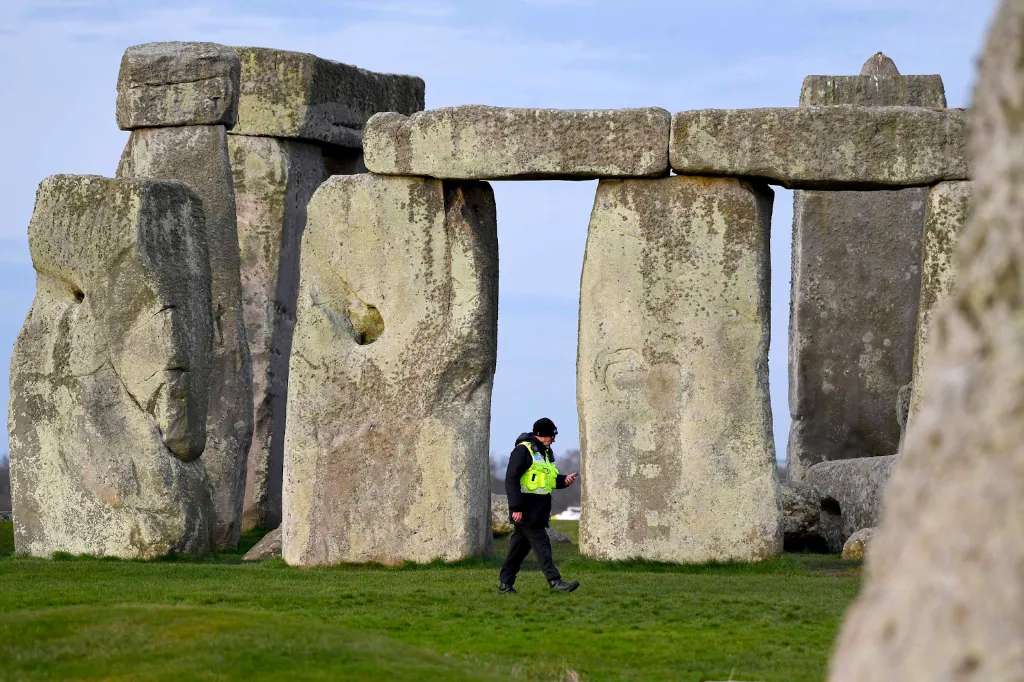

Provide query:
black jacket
left=504, top=432, right=567, bottom=528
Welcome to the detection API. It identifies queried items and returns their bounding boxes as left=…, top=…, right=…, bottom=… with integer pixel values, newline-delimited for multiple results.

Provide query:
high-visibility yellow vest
left=519, top=441, right=559, bottom=495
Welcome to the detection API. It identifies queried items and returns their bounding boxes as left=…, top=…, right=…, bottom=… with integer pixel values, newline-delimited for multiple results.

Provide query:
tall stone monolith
left=116, top=42, right=253, bottom=549
left=787, top=54, right=947, bottom=480
left=283, top=174, right=497, bottom=566
left=908, top=180, right=973, bottom=421
left=227, top=47, right=424, bottom=531
left=9, top=175, right=213, bottom=559
left=829, top=4, right=1024, bottom=678
left=578, top=176, right=781, bottom=563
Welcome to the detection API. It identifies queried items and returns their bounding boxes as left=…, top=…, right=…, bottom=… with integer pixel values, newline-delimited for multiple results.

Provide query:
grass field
left=0, top=520, right=859, bottom=681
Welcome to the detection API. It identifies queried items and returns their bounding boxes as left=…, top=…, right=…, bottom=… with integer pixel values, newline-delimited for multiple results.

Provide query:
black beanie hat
left=533, top=417, right=558, bottom=437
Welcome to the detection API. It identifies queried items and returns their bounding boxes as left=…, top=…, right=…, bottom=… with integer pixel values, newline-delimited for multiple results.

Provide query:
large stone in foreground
left=908, top=180, right=973, bottom=421
left=283, top=174, right=497, bottom=566
left=578, top=176, right=781, bottom=563
left=227, top=135, right=330, bottom=532
left=670, top=106, right=967, bottom=188
left=829, top=2, right=1024, bottom=678
left=9, top=175, right=213, bottom=558
left=118, top=126, right=254, bottom=550
left=117, top=42, right=240, bottom=129
left=363, top=106, right=670, bottom=180
left=231, top=47, right=424, bottom=148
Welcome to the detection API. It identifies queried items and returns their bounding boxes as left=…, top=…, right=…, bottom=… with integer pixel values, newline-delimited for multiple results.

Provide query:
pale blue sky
left=0, top=1, right=996, bottom=462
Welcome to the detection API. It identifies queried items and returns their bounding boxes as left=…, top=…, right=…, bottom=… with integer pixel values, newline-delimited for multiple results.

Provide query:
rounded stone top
left=861, top=52, right=900, bottom=76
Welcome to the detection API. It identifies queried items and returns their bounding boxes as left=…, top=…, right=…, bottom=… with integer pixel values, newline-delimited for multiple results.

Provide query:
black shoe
left=549, top=579, right=579, bottom=592
left=498, top=583, right=517, bottom=594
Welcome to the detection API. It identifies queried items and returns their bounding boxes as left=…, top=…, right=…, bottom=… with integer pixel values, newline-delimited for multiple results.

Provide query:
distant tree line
left=489, top=448, right=581, bottom=515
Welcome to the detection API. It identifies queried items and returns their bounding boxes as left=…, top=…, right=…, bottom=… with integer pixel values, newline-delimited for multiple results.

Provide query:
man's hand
left=565, top=472, right=579, bottom=486
left=512, top=511, right=523, bottom=523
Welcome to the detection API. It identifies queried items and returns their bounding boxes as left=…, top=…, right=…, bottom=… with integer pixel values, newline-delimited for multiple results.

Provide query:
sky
left=0, top=0, right=997, bottom=464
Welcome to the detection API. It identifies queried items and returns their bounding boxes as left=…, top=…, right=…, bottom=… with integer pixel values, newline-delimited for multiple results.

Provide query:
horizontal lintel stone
left=363, top=105, right=671, bottom=180
left=117, top=42, right=241, bottom=129
left=670, top=106, right=969, bottom=189
left=231, top=47, right=425, bottom=148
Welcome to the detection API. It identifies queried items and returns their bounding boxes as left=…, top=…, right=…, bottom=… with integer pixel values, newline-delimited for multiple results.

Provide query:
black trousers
left=499, top=524, right=561, bottom=585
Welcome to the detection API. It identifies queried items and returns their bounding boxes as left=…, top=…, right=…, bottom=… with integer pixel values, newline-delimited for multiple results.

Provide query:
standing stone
left=829, top=4, right=1024, bottom=678
left=578, top=176, right=781, bottom=563
left=231, top=47, right=425, bottom=148
left=9, top=175, right=213, bottom=558
left=228, top=136, right=329, bottom=532
left=118, top=126, right=253, bottom=550
left=283, top=174, right=497, bottom=566
left=116, top=42, right=240, bottom=130
left=908, top=181, right=973, bottom=421
left=788, top=57, right=947, bottom=480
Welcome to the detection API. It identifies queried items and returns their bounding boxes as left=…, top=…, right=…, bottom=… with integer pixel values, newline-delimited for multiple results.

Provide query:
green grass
left=0, top=520, right=860, bottom=681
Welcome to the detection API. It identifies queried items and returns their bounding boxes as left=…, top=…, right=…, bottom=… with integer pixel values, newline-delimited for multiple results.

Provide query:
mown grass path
left=0, top=521, right=859, bottom=681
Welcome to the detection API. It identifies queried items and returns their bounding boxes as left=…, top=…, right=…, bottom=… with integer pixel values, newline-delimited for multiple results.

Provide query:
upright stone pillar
left=788, top=54, right=948, bottom=479
left=578, top=176, right=781, bottom=563
left=116, top=42, right=253, bottom=549
left=9, top=175, right=213, bottom=558
left=283, top=174, right=496, bottom=566
left=908, top=180, right=973, bottom=421
left=228, top=47, right=424, bottom=531
left=829, top=5, right=1023, bottom=678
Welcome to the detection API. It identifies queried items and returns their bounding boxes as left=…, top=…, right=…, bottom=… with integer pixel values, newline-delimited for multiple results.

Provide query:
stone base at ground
left=242, top=527, right=282, bottom=561
left=578, top=175, right=781, bottom=563
left=9, top=175, right=213, bottom=559
left=282, top=174, right=497, bottom=566
left=804, top=456, right=896, bottom=552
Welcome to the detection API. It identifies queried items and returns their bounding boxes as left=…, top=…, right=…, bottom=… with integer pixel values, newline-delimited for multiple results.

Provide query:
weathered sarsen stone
left=9, top=175, right=213, bottom=558
left=231, top=47, right=424, bottom=148
left=283, top=174, right=497, bottom=566
left=118, top=126, right=254, bottom=550
left=908, top=181, right=973, bottom=421
left=364, top=106, right=670, bottom=180
left=800, top=53, right=947, bottom=108
left=228, top=136, right=329, bottom=532
left=804, top=456, right=896, bottom=552
left=829, top=3, right=1024, bottom=678
left=578, top=176, right=781, bottom=563
left=670, top=106, right=967, bottom=188
left=788, top=56, right=943, bottom=479
left=117, top=42, right=240, bottom=130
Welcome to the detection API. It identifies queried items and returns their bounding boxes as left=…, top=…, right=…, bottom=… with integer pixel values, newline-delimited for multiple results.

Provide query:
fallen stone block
left=804, top=455, right=896, bottom=552
left=841, top=527, right=874, bottom=561
left=241, top=527, right=282, bottom=561
left=909, top=180, right=973, bottom=421
left=283, top=174, right=498, bottom=566
left=9, top=175, right=213, bottom=559
left=363, top=105, right=670, bottom=179
left=118, top=125, right=254, bottom=550
left=231, top=47, right=424, bottom=148
left=117, top=42, right=240, bottom=129
left=830, top=4, right=1024, bottom=676
left=780, top=481, right=830, bottom=552
left=578, top=175, right=781, bottom=563
left=670, top=106, right=968, bottom=189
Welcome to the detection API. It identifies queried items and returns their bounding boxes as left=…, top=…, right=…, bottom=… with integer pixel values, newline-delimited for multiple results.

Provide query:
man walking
left=498, top=418, right=580, bottom=593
